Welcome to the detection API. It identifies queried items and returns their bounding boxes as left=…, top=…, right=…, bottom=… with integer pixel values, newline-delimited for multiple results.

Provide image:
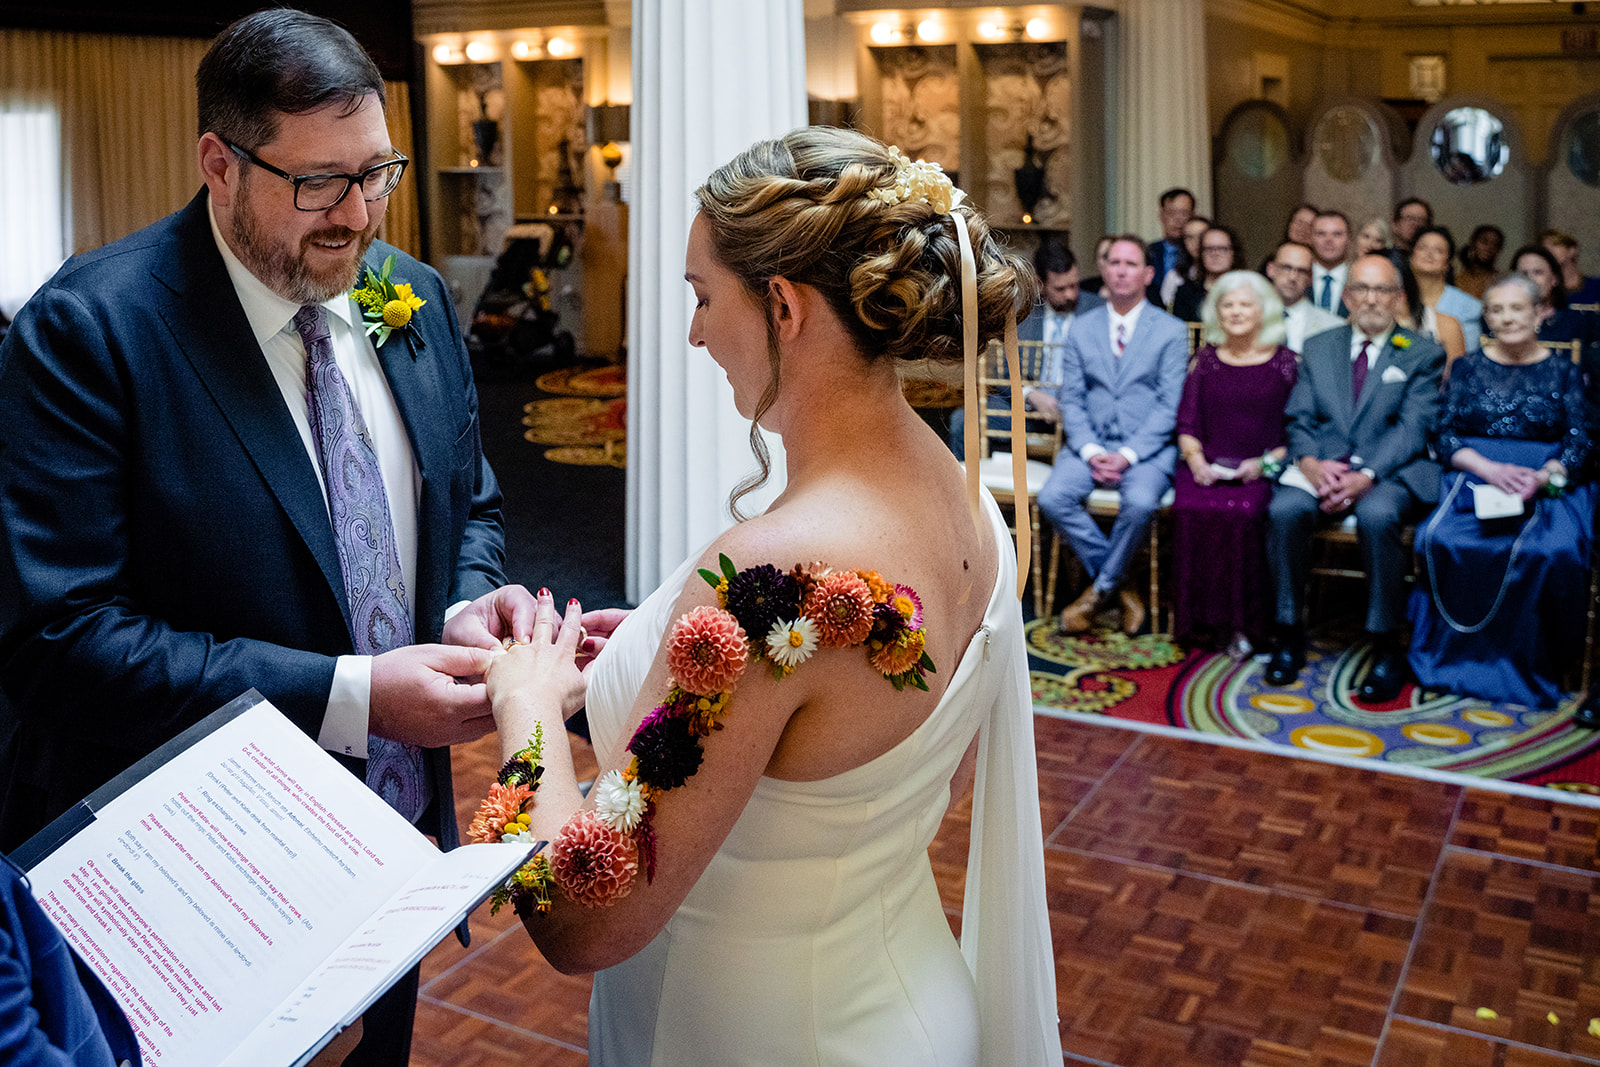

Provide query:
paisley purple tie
left=295, top=304, right=430, bottom=822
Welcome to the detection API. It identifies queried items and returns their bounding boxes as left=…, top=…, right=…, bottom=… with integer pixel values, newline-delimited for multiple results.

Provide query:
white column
left=625, top=0, right=807, bottom=604
left=1113, top=0, right=1212, bottom=233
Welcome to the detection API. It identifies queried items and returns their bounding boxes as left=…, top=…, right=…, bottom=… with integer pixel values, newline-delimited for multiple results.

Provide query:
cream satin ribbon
left=954, top=214, right=1028, bottom=601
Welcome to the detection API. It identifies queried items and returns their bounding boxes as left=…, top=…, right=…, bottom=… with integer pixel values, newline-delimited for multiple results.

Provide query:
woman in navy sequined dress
left=1408, top=273, right=1595, bottom=708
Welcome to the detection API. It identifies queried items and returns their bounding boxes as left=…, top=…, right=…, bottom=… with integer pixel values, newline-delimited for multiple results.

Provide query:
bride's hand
left=576, top=608, right=631, bottom=669
left=486, top=593, right=589, bottom=729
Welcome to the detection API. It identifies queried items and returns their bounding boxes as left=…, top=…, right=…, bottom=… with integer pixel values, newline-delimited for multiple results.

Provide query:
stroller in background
left=467, top=221, right=577, bottom=378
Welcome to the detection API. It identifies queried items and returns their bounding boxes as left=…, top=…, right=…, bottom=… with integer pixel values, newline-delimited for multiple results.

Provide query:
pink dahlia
left=804, top=571, right=876, bottom=647
left=667, top=605, right=748, bottom=695
left=551, top=809, right=639, bottom=908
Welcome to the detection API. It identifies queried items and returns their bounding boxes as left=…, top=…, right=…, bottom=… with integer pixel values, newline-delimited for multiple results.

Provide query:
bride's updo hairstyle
left=694, top=126, right=1037, bottom=513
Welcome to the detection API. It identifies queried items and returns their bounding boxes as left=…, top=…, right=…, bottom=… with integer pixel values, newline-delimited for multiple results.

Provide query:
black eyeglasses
left=224, top=139, right=408, bottom=211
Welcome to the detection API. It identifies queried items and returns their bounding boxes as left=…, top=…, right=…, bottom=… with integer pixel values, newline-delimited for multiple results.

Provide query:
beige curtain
left=0, top=28, right=420, bottom=260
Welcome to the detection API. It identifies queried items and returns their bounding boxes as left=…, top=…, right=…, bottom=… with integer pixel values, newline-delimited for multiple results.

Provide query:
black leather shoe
left=1573, top=694, right=1600, bottom=729
left=1357, top=646, right=1408, bottom=704
left=1263, top=645, right=1302, bottom=687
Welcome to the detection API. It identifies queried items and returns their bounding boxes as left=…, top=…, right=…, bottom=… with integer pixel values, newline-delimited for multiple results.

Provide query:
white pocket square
left=1380, top=365, right=1408, bottom=384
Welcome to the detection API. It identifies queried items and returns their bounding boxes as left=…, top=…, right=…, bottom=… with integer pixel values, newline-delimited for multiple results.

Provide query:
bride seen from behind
left=476, top=126, right=1061, bottom=1065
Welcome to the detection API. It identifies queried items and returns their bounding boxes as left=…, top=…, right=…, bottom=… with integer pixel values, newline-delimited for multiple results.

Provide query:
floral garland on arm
left=470, top=556, right=935, bottom=918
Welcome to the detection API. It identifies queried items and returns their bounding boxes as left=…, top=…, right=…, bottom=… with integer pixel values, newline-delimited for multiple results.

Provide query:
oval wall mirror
left=1567, top=108, right=1600, bottom=188
left=1226, top=107, right=1290, bottom=180
left=1312, top=105, right=1379, bottom=182
left=1429, top=106, right=1509, bottom=185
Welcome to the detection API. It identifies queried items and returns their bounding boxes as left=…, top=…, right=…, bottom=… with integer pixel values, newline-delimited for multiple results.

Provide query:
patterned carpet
left=521, top=364, right=627, bottom=468
left=1027, top=621, right=1600, bottom=797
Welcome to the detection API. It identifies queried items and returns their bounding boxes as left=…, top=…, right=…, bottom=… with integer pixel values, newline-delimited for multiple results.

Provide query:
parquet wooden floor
left=409, top=714, right=1600, bottom=1066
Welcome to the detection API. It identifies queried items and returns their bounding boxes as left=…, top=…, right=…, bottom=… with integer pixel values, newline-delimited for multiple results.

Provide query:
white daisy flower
left=765, top=617, right=820, bottom=670
left=593, top=769, right=648, bottom=833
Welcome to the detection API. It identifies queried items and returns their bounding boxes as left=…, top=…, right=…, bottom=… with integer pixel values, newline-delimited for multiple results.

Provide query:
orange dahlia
left=551, top=809, right=639, bottom=908
left=869, top=628, right=927, bottom=677
left=667, top=605, right=748, bottom=695
left=468, top=782, right=532, bottom=843
left=804, top=571, right=876, bottom=647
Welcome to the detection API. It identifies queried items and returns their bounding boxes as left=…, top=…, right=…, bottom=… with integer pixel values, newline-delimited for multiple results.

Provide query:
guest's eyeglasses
left=1344, top=284, right=1402, bottom=298
left=224, top=139, right=409, bottom=211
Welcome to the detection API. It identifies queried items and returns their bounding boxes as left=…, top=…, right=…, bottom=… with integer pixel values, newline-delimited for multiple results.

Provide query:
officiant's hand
left=444, top=584, right=542, bottom=654
left=370, top=644, right=496, bottom=748
left=576, top=607, right=631, bottom=669
left=486, top=593, right=588, bottom=728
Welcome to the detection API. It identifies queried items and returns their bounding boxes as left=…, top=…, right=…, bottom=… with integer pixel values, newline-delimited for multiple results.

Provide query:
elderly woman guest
left=1408, top=273, right=1594, bottom=709
left=1171, top=271, right=1298, bottom=656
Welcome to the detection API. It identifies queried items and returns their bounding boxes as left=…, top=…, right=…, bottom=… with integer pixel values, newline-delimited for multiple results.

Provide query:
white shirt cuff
left=1118, top=447, right=1140, bottom=466
left=1079, top=443, right=1106, bottom=462
left=444, top=599, right=472, bottom=624
left=317, top=654, right=372, bottom=759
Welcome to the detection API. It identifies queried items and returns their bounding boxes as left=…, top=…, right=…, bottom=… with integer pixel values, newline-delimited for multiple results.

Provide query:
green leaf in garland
left=719, top=553, right=738, bottom=583
left=698, top=568, right=722, bottom=588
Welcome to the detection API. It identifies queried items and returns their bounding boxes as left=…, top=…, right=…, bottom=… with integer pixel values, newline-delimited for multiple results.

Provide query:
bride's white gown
left=582, top=491, right=1060, bottom=1065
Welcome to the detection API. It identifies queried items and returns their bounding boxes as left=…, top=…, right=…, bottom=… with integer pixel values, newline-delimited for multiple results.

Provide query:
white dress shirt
left=1080, top=300, right=1145, bottom=465
left=1284, top=298, right=1343, bottom=352
left=1313, top=261, right=1348, bottom=314
left=209, top=202, right=420, bottom=759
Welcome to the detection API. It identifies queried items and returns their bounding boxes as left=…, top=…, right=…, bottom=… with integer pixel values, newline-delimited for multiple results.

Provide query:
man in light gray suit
left=1264, top=254, right=1445, bottom=702
left=1038, top=235, right=1189, bottom=634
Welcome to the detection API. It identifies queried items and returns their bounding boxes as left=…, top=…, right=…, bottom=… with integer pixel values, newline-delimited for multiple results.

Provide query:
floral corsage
left=351, top=254, right=427, bottom=353
left=1391, top=334, right=1411, bottom=349
left=471, top=556, right=935, bottom=916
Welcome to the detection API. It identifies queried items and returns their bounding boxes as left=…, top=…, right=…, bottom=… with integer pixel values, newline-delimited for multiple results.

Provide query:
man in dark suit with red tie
left=0, top=11, right=540, bottom=1063
left=1263, top=254, right=1444, bottom=703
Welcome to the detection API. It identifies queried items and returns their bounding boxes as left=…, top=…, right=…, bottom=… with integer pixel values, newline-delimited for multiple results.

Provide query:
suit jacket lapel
left=150, top=193, right=349, bottom=628
left=364, top=255, right=453, bottom=631
left=1352, top=331, right=1402, bottom=423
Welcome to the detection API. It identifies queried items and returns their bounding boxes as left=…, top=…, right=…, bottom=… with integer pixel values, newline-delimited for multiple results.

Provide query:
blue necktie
left=1318, top=273, right=1334, bottom=311
left=296, top=304, right=430, bottom=823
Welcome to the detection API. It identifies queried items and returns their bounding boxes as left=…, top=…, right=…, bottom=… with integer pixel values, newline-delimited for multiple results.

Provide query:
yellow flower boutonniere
left=352, top=254, right=428, bottom=355
left=1391, top=334, right=1412, bottom=349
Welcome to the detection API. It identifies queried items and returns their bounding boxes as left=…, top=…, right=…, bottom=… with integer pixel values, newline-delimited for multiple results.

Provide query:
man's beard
left=229, top=179, right=377, bottom=304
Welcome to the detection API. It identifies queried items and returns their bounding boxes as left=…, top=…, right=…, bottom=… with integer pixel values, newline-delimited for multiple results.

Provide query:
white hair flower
left=593, top=769, right=649, bottom=833
left=866, top=146, right=965, bottom=215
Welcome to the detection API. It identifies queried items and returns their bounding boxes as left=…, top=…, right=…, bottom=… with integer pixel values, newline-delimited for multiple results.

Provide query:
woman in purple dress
left=1172, top=270, right=1299, bottom=656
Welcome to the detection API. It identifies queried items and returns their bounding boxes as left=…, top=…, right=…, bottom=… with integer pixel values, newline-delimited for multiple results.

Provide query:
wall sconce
left=547, top=35, right=576, bottom=58
left=464, top=38, right=498, bottom=63
left=432, top=42, right=465, bottom=64
left=915, top=19, right=945, bottom=43
left=975, top=16, right=1057, bottom=43
left=588, top=103, right=631, bottom=201
left=869, top=21, right=904, bottom=45
left=511, top=39, right=542, bottom=61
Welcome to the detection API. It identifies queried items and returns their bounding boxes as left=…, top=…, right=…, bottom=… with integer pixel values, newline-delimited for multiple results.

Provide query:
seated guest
left=1381, top=249, right=1466, bottom=370
left=1455, top=224, right=1504, bottom=300
left=1266, top=241, right=1342, bottom=352
left=1077, top=234, right=1114, bottom=313
left=1507, top=244, right=1590, bottom=348
left=1310, top=210, right=1353, bottom=319
left=1285, top=203, right=1318, bottom=248
left=1040, top=235, right=1188, bottom=635
left=1542, top=229, right=1600, bottom=309
left=1409, top=273, right=1594, bottom=711
left=1355, top=216, right=1391, bottom=257
left=1159, top=215, right=1209, bottom=311
left=1392, top=197, right=1433, bottom=254
left=948, top=240, right=1079, bottom=459
left=1171, top=271, right=1298, bottom=657
left=1264, top=254, right=1445, bottom=701
left=1410, top=225, right=1483, bottom=352
left=1147, top=187, right=1196, bottom=304
left=1172, top=224, right=1242, bottom=323
left=3, top=851, right=141, bottom=1065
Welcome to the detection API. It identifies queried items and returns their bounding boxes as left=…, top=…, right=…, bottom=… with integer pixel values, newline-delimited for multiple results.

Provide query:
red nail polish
left=539, top=587, right=550, bottom=598
left=569, top=598, right=579, bottom=606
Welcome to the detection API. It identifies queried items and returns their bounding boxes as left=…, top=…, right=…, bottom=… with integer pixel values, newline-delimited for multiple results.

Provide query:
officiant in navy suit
left=0, top=11, right=541, bottom=1064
